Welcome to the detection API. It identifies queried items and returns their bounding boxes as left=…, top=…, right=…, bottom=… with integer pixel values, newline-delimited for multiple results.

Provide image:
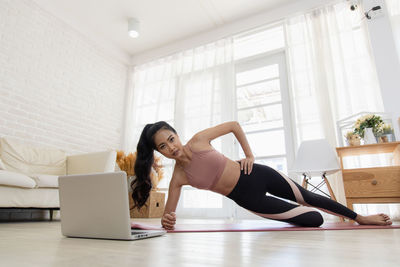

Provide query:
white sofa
left=0, top=137, right=116, bottom=220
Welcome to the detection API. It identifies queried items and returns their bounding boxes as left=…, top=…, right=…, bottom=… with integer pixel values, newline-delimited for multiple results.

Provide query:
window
left=232, top=25, right=295, bottom=219
left=233, top=25, right=293, bottom=173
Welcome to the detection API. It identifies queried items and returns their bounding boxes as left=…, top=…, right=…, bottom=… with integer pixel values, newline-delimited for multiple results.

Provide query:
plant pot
left=348, top=138, right=361, bottom=146
left=379, top=133, right=395, bottom=143
left=363, top=127, right=377, bottom=144
left=346, top=135, right=361, bottom=146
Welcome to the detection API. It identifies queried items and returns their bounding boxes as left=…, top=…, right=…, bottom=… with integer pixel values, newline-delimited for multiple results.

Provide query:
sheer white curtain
left=124, top=38, right=235, bottom=218
left=285, top=1, right=400, bottom=220
left=387, top=0, right=400, bottom=61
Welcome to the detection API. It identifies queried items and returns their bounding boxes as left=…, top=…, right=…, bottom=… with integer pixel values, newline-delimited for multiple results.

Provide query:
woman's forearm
left=163, top=199, right=178, bottom=215
left=163, top=184, right=182, bottom=215
left=232, top=122, right=254, bottom=158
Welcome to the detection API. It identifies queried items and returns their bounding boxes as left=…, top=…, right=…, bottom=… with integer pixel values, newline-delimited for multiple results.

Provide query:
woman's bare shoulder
left=186, top=135, right=213, bottom=151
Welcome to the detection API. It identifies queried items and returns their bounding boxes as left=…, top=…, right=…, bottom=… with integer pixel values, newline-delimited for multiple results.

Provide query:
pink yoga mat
left=131, top=221, right=400, bottom=233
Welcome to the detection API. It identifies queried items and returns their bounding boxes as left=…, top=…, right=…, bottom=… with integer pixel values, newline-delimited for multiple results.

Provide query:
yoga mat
left=131, top=221, right=400, bottom=233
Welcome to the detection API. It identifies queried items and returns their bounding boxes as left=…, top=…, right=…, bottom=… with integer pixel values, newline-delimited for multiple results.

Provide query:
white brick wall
left=0, top=0, right=128, bottom=154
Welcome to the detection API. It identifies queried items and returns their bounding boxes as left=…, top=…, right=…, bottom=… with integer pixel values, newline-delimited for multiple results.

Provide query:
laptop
left=58, top=171, right=166, bottom=240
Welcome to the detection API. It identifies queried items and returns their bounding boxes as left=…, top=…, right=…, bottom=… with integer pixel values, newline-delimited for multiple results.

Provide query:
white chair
left=291, top=139, right=342, bottom=209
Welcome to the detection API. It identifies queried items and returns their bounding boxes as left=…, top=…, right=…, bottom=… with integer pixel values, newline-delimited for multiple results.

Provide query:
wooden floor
left=1, top=218, right=399, bottom=267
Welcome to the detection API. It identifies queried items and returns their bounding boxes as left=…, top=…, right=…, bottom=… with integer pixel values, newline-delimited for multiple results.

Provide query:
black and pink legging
left=226, top=163, right=357, bottom=227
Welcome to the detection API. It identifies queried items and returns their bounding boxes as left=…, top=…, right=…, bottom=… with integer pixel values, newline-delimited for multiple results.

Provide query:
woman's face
left=153, top=129, right=183, bottom=159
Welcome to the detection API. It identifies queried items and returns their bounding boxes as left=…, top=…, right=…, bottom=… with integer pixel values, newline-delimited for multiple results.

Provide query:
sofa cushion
left=0, top=170, right=37, bottom=188
left=0, top=137, right=66, bottom=176
left=30, top=174, right=59, bottom=188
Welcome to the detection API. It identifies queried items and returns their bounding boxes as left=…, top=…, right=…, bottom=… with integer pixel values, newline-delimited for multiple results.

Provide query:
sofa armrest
left=66, top=150, right=117, bottom=175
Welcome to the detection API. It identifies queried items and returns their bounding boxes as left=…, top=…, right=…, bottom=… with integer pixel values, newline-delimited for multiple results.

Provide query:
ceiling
left=31, top=0, right=296, bottom=63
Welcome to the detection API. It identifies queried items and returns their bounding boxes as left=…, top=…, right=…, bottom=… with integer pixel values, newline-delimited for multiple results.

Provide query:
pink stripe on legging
left=252, top=206, right=317, bottom=220
left=276, top=170, right=306, bottom=205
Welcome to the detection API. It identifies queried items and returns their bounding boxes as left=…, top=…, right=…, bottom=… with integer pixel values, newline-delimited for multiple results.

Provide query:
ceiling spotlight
left=350, top=4, right=357, bottom=11
left=128, top=18, right=140, bottom=38
left=347, top=0, right=358, bottom=11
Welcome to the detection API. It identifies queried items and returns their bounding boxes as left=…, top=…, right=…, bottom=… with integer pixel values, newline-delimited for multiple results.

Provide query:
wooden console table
left=336, top=142, right=400, bottom=210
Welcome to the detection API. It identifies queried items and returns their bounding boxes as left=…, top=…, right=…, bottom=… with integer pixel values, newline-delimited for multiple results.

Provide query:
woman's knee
left=303, top=211, right=324, bottom=227
left=290, top=211, right=324, bottom=227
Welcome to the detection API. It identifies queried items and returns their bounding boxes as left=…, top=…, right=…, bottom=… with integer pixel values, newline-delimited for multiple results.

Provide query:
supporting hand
left=161, top=211, right=176, bottom=230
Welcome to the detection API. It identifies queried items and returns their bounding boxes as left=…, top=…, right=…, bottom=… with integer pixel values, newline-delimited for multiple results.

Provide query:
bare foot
left=355, top=213, right=392, bottom=226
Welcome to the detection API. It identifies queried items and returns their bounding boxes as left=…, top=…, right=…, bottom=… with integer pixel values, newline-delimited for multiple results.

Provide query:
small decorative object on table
left=116, top=151, right=165, bottom=218
left=353, top=114, right=383, bottom=144
left=379, top=123, right=395, bottom=143
left=345, top=131, right=361, bottom=146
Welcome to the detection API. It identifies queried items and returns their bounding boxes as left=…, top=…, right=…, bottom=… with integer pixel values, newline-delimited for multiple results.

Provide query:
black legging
left=226, top=163, right=357, bottom=227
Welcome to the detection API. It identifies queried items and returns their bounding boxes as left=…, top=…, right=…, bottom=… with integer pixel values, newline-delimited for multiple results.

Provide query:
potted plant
left=353, top=114, right=384, bottom=144
left=345, top=131, right=361, bottom=146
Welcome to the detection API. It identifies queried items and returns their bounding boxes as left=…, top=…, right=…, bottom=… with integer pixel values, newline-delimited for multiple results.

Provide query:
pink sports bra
left=183, top=144, right=228, bottom=190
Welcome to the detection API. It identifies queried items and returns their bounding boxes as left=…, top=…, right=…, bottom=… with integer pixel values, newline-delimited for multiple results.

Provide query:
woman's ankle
left=355, top=214, right=364, bottom=224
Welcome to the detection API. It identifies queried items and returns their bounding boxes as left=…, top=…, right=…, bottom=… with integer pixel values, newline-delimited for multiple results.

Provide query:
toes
left=380, top=214, right=390, bottom=220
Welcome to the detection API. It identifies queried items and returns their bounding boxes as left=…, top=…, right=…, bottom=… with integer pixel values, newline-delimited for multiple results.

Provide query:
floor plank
left=0, top=219, right=399, bottom=267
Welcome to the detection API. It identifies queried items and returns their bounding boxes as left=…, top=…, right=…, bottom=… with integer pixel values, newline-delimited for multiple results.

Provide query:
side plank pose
left=132, top=121, right=392, bottom=230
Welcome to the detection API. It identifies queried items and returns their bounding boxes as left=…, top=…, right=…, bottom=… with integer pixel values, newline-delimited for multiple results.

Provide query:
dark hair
left=131, top=121, right=177, bottom=209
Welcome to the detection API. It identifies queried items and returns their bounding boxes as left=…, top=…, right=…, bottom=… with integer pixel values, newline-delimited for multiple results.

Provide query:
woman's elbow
left=230, top=121, right=240, bottom=131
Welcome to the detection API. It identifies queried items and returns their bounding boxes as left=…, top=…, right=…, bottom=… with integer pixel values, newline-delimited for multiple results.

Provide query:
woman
left=132, top=121, right=392, bottom=230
